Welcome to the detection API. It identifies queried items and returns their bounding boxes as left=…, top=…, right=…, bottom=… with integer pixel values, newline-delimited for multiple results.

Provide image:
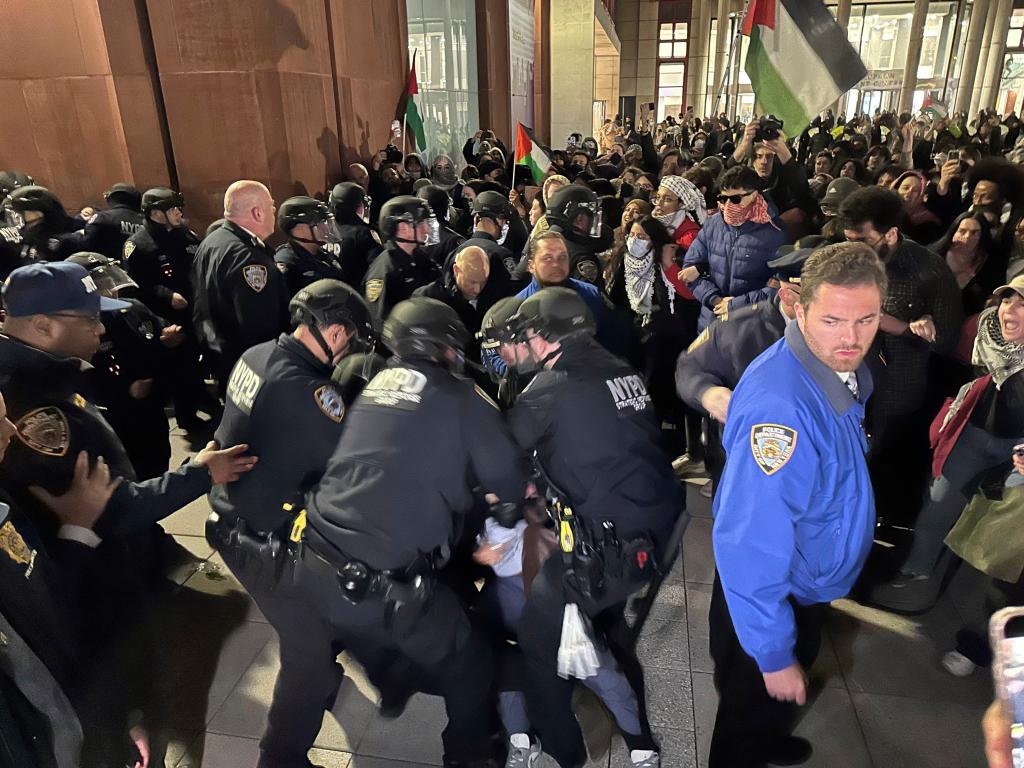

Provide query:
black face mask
left=567, top=163, right=585, bottom=177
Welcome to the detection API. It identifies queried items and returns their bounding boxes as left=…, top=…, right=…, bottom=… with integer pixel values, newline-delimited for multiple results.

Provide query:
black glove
left=490, top=500, right=523, bottom=528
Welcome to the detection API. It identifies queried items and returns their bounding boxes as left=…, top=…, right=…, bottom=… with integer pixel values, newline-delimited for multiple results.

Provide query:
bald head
left=224, top=181, right=276, bottom=240
left=453, top=246, right=490, bottom=301
left=348, top=163, right=370, bottom=191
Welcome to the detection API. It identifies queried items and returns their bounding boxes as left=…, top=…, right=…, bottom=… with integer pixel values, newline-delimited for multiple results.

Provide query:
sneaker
left=766, top=736, right=812, bottom=766
left=868, top=571, right=941, bottom=613
left=630, top=750, right=660, bottom=768
left=672, top=454, right=708, bottom=479
left=699, top=482, right=713, bottom=499
left=505, top=734, right=541, bottom=768
left=941, top=650, right=978, bottom=677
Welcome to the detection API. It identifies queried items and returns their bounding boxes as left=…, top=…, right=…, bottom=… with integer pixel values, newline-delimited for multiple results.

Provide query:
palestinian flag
left=515, top=123, right=551, bottom=184
left=742, top=0, right=866, bottom=136
left=404, top=60, right=426, bottom=152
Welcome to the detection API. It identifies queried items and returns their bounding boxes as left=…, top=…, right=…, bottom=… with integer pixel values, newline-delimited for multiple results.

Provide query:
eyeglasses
left=717, top=191, right=755, bottom=205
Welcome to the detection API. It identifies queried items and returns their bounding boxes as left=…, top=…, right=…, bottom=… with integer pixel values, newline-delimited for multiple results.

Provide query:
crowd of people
left=0, top=98, right=1022, bottom=768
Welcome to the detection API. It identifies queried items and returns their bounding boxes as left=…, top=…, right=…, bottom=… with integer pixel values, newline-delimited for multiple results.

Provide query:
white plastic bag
left=556, top=603, right=600, bottom=679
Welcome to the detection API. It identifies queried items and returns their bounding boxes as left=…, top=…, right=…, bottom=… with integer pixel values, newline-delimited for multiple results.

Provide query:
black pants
left=957, top=569, right=1024, bottom=667
left=216, top=542, right=343, bottom=768
left=708, top=574, right=826, bottom=768
left=517, top=556, right=655, bottom=768
left=295, top=542, right=495, bottom=764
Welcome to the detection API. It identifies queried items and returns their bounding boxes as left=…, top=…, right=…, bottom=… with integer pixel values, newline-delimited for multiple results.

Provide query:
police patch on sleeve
left=313, top=385, right=345, bottom=422
left=243, top=264, right=268, bottom=292
left=575, top=260, right=599, bottom=284
left=365, top=278, right=384, bottom=302
left=15, top=407, right=70, bottom=457
left=0, top=521, right=36, bottom=577
left=123, top=240, right=136, bottom=261
left=750, top=423, right=797, bottom=476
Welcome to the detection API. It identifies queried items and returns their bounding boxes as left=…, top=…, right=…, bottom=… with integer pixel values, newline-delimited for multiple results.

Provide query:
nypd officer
left=708, top=242, right=885, bottom=767
left=541, top=186, right=612, bottom=289
left=298, top=298, right=532, bottom=767
left=361, top=196, right=441, bottom=328
left=274, top=196, right=347, bottom=298
left=326, top=182, right=381, bottom=289
left=676, top=237, right=822, bottom=487
left=209, top=279, right=374, bottom=768
left=192, top=180, right=288, bottom=391
left=81, top=183, right=145, bottom=261
left=3, top=186, right=86, bottom=261
left=506, top=287, right=681, bottom=768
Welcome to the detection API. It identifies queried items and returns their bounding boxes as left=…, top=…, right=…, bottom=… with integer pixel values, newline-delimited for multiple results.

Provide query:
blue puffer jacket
left=683, top=208, right=792, bottom=329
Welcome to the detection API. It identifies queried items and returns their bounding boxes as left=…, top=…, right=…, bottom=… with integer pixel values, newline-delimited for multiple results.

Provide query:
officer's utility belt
left=205, top=512, right=285, bottom=560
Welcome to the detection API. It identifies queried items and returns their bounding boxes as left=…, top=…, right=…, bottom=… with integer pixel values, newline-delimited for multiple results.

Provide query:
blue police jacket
left=712, top=321, right=875, bottom=673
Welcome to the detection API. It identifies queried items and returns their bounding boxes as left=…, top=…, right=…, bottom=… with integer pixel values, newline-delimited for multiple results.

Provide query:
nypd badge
left=123, top=240, right=136, bottom=261
left=750, top=423, right=797, bottom=476
left=313, top=385, right=345, bottom=422
left=0, top=521, right=36, bottom=577
left=576, top=260, right=599, bottom=284
left=243, top=264, right=268, bottom=292
left=365, top=278, right=384, bottom=303
left=16, top=407, right=70, bottom=457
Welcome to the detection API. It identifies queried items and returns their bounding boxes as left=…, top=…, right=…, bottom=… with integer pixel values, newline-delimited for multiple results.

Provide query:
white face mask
left=626, top=235, right=650, bottom=257
left=498, top=221, right=510, bottom=245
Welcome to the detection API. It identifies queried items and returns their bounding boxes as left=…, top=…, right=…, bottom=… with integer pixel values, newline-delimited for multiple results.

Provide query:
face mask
left=626, top=235, right=650, bottom=258
left=634, top=187, right=652, bottom=202
left=722, top=201, right=748, bottom=226
left=498, top=221, right=510, bottom=245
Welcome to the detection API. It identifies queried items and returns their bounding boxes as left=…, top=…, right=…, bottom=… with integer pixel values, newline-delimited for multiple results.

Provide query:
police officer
left=417, top=184, right=465, bottom=268
left=326, top=181, right=381, bottom=289
left=361, top=196, right=441, bottom=328
left=80, top=183, right=145, bottom=261
left=2, top=186, right=85, bottom=262
left=331, top=350, right=388, bottom=407
left=298, top=297, right=531, bottom=767
left=209, top=279, right=374, bottom=768
left=453, top=191, right=517, bottom=276
left=676, top=237, right=823, bottom=488
left=0, top=171, right=33, bottom=203
left=67, top=252, right=177, bottom=480
left=707, top=243, right=885, bottom=767
left=477, top=295, right=526, bottom=408
left=191, top=180, right=288, bottom=390
left=274, top=196, right=346, bottom=298
left=125, top=187, right=216, bottom=431
left=505, top=287, right=681, bottom=768
left=543, top=186, right=612, bottom=289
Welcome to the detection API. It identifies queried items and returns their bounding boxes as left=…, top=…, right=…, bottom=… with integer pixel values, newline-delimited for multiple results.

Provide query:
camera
left=755, top=116, right=784, bottom=142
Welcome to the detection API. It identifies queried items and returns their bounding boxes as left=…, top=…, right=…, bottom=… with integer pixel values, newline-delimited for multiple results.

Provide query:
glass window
left=660, top=23, right=674, bottom=40
left=674, top=42, right=687, bottom=57
left=657, top=62, right=686, bottom=122
left=659, top=42, right=673, bottom=58
left=1011, top=29, right=1023, bottom=49
left=675, top=23, right=688, bottom=40
left=1012, top=10, right=1024, bottom=29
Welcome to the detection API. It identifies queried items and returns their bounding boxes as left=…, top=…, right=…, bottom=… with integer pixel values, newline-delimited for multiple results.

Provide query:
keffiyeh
left=973, top=306, right=1024, bottom=389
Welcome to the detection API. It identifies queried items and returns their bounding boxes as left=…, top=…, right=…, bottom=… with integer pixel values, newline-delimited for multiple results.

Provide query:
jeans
left=905, top=424, right=1022, bottom=575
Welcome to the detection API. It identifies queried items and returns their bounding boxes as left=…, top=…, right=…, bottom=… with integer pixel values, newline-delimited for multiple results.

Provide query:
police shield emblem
left=123, top=240, right=136, bottom=261
left=0, top=521, right=36, bottom=577
left=313, top=385, right=345, bottom=422
left=750, top=423, right=797, bottom=476
left=365, top=278, right=384, bottom=303
left=243, top=264, right=268, bottom=292
left=16, top=407, right=70, bottom=457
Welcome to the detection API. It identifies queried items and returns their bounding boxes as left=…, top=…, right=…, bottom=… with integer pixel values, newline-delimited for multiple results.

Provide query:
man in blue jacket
left=709, top=242, right=886, bottom=767
left=683, top=165, right=791, bottom=330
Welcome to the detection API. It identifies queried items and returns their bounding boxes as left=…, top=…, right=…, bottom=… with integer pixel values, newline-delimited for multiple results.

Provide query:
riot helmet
left=104, top=183, right=142, bottom=211
left=66, top=251, right=137, bottom=297
left=545, top=185, right=603, bottom=238
left=278, top=196, right=330, bottom=248
left=329, top=182, right=372, bottom=225
left=378, top=196, right=439, bottom=247
left=289, top=278, right=375, bottom=365
left=382, top=297, right=469, bottom=368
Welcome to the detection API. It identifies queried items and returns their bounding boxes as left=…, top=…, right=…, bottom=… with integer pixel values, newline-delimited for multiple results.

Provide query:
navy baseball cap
left=2, top=262, right=130, bottom=318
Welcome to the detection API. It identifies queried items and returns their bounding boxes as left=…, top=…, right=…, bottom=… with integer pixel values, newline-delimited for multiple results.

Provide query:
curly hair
left=967, top=157, right=1024, bottom=207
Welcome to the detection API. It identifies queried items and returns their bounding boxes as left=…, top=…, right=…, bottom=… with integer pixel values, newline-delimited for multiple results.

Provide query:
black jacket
left=274, top=241, right=348, bottom=299
left=81, top=205, right=145, bottom=262
left=124, top=222, right=200, bottom=321
left=326, top=218, right=383, bottom=289
left=306, top=357, right=530, bottom=571
left=361, top=242, right=441, bottom=329
left=413, top=274, right=486, bottom=360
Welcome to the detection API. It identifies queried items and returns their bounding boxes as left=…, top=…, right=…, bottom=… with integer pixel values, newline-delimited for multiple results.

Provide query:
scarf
left=657, top=176, right=708, bottom=225
left=624, top=244, right=655, bottom=315
left=973, top=306, right=1024, bottom=389
left=722, top=192, right=775, bottom=227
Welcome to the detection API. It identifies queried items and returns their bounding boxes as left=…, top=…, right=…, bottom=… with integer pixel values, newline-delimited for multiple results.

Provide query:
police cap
left=511, top=287, right=595, bottom=344
left=478, top=295, right=525, bottom=349
left=382, top=297, right=469, bottom=360
left=378, top=196, right=434, bottom=242
left=104, top=183, right=142, bottom=210
left=289, top=279, right=374, bottom=342
left=66, top=251, right=138, bottom=296
left=471, top=190, right=514, bottom=221
left=142, top=187, right=185, bottom=215
left=768, top=235, right=831, bottom=283
left=278, top=196, right=330, bottom=234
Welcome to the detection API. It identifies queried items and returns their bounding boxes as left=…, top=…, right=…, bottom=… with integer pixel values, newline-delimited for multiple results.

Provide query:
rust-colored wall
left=477, top=0, right=513, bottom=148
left=533, top=0, right=551, bottom=145
left=0, top=0, right=171, bottom=212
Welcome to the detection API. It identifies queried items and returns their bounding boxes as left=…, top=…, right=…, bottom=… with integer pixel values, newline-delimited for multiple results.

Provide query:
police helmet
left=471, top=191, right=514, bottom=222
left=545, top=185, right=603, bottom=238
left=66, top=251, right=137, bottom=296
left=478, top=296, right=525, bottom=350
left=382, top=297, right=469, bottom=361
left=511, top=287, right=595, bottom=344
left=104, top=183, right=142, bottom=210
left=289, top=279, right=374, bottom=346
left=278, top=196, right=330, bottom=235
left=329, top=182, right=371, bottom=222
left=142, top=187, right=185, bottom=215
left=5, top=185, right=67, bottom=219
left=378, top=195, right=438, bottom=244
left=331, top=351, right=388, bottom=405
left=0, top=171, right=33, bottom=199
left=417, top=185, right=454, bottom=226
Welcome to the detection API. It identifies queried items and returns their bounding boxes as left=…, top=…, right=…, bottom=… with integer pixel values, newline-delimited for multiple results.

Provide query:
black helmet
left=331, top=351, right=388, bottom=405
left=289, top=279, right=374, bottom=343
left=0, top=171, right=33, bottom=199
left=417, top=185, right=454, bottom=226
left=471, top=190, right=513, bottom=222
left=382, top=297, right=469, bottom=361
left=66, top=251, right=137, bottom=296
left=4, top=185, right=68, bottom=228
left=329, top=182, right=371, bottom=223
left=478, top=296, right=525, bottom=350
left=378, top=195, right=439, bottom=245
left=104, top=183, right=142, bottom=210
left=511, top=287, right=595, bottom=344
left=142, top=187, right=185, bottom=215
left=545, top=185, right=602, bottom=237
left=278, top=196, right=330, bottom=235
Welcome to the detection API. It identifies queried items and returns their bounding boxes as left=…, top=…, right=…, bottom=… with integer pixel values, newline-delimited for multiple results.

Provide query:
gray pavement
left=151, top=426, right=995, bottom=768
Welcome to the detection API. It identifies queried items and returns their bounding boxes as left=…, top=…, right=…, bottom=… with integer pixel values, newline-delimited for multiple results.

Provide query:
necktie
left=846, top=372, right=859, bottom=401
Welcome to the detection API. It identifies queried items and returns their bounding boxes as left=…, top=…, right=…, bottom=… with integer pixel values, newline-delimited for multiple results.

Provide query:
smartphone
left=390, top=120, right=402, bottom=140
left=990, top=606, right=1024, bottom=767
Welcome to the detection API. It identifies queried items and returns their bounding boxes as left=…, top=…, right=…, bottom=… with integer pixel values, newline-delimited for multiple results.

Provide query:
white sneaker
left=505, top=733, right=541, bottom=768
left=941, top=650, right=977, bottom=677
left=630, top=750, right=660, bottom=768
